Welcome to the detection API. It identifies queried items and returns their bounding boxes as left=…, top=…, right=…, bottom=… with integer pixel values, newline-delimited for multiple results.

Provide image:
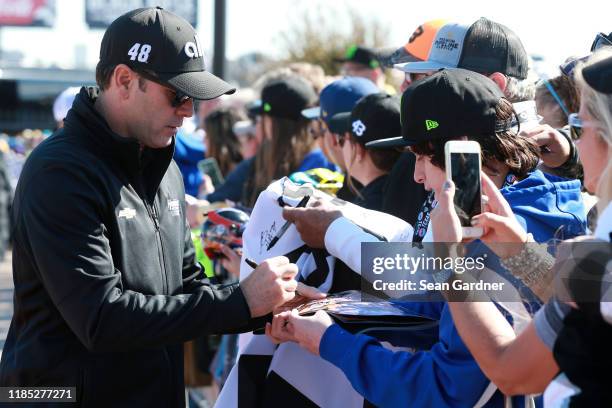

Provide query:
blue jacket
left=173, top=131, right=205, bottom=197
left=502, top=170, right=585, bottom=242
left=206, top=149, right=337, bottom=204
left=319, top=170, right=586, bottom=407
left=206, top=157, right=253, bottom=203
left=296, top=148, right=338, bottom=173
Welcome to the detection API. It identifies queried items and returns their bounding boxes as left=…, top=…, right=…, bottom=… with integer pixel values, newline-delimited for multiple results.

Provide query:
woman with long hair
left=243, top=76, right=325, bottom=207
left=203, top=107, right=245, bottom=178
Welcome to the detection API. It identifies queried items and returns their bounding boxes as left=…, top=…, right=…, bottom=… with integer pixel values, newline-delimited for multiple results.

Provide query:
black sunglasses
left=135, top=69, right=192, bottom=108
left=559, top=55, right=589, bottom=77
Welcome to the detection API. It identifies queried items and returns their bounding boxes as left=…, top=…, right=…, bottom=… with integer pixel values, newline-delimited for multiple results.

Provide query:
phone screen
left=198, top=158, right=225, bottom=188
left=450, top=152, right=482, bottom=227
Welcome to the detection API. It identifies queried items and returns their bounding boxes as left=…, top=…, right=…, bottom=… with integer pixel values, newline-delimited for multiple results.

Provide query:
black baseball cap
left=250, top=77, right=316, bottom=120
left=335, top=45, right=381, bottom=69
left=395, top=18, right=528, bottom=80
left=366, top=69, right=504, bottom=148
left=583, top=54, right=612, bottom=94
left=99, top=7, right=235, bottom=100
left=336, top=93, right=402, bottom=146
left=327, top=113, right=351, bottom=134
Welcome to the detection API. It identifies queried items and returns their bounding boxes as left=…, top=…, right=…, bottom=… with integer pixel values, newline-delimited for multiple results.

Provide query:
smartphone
left=198, top=158, right=225, bottom=188
left=444, top=141, right=483, bottom=238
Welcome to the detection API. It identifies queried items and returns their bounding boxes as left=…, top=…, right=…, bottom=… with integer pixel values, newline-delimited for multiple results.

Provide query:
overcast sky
left=1, top=0, right=609, bottom=72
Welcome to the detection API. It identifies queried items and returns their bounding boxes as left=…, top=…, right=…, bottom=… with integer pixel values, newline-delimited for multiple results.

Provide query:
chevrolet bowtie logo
left=118, top=208, right=136, bottom=219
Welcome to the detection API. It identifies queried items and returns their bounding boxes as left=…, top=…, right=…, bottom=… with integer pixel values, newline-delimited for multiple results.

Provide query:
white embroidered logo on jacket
left=167, top=199, right=180, bottom=217
left=118, top=208, right=136, bottom=219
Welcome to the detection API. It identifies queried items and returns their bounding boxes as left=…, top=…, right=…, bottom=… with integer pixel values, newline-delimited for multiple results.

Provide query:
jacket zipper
left=151, top=201, right=169, bottom=295
left=137, top=176, right=168, bottom=295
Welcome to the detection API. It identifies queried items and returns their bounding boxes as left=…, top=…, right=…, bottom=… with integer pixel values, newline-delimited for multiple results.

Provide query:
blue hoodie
left=502, top=170, right=585, bottom=242
left=319, top=170, right=586, bottom=408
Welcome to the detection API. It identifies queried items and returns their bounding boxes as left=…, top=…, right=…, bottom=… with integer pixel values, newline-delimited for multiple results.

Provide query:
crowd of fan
left=0, top=17, right=610, bottom=408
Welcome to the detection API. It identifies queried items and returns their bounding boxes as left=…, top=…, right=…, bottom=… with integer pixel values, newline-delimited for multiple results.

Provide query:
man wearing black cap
left=337, top=44, right=396, bottom=94
left=0, top=7, right=312, bottom=406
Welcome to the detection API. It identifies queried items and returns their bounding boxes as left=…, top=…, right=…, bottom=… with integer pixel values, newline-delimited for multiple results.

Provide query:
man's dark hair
left=96, top=62, right=148, bottom=92
left=95, top=61, right=118, bottom=91
left=411, top=98, right=540, bottom=180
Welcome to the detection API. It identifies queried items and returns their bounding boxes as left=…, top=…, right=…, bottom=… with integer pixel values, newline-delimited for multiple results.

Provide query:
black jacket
left=0, top=151, right=11, bottom=259
left=0, top=88, right=262, bottom=407
left=352, top=175, right=388, bottom=212
left=382, top=152, right=427, bottom=226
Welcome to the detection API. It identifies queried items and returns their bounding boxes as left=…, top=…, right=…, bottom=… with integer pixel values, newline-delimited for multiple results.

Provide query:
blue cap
left=301, top=77, right=378, bottom=126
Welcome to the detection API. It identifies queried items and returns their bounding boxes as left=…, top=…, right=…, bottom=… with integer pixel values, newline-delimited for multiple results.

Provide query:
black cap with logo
left=335, top=45, right=381, bottom=69
left=366, top=69, right=504, bottom=148
left=250, top=77, right=317, bottom=121
left=99, top=7, right=235, bottom=100
left=331, top=93, right=401, bottom=146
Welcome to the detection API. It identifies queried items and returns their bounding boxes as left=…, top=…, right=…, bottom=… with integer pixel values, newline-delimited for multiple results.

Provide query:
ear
left=112, top=64, right=136, bottom=100
left=354, top=139, right=367, bottom=160
left=328, top=132, right=340, bottom=147
left=488, top=72, right=508, bottom=93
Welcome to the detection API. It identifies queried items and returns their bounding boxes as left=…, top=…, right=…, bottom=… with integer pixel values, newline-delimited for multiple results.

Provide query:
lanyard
left=412, top=172, right=517, bottom=243
left=412, top=191, right=436, bottom=243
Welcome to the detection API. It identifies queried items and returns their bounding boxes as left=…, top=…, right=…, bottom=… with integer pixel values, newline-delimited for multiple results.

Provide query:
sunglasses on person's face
left=136, top=70, right=193, bottom=108
left=591, top=32, right=612, bottom=52
left=559, top=55, right=589, bottom=77
left=168, top=89, right=192, bottom=108
left=568, top=113, right=583, bottom=140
